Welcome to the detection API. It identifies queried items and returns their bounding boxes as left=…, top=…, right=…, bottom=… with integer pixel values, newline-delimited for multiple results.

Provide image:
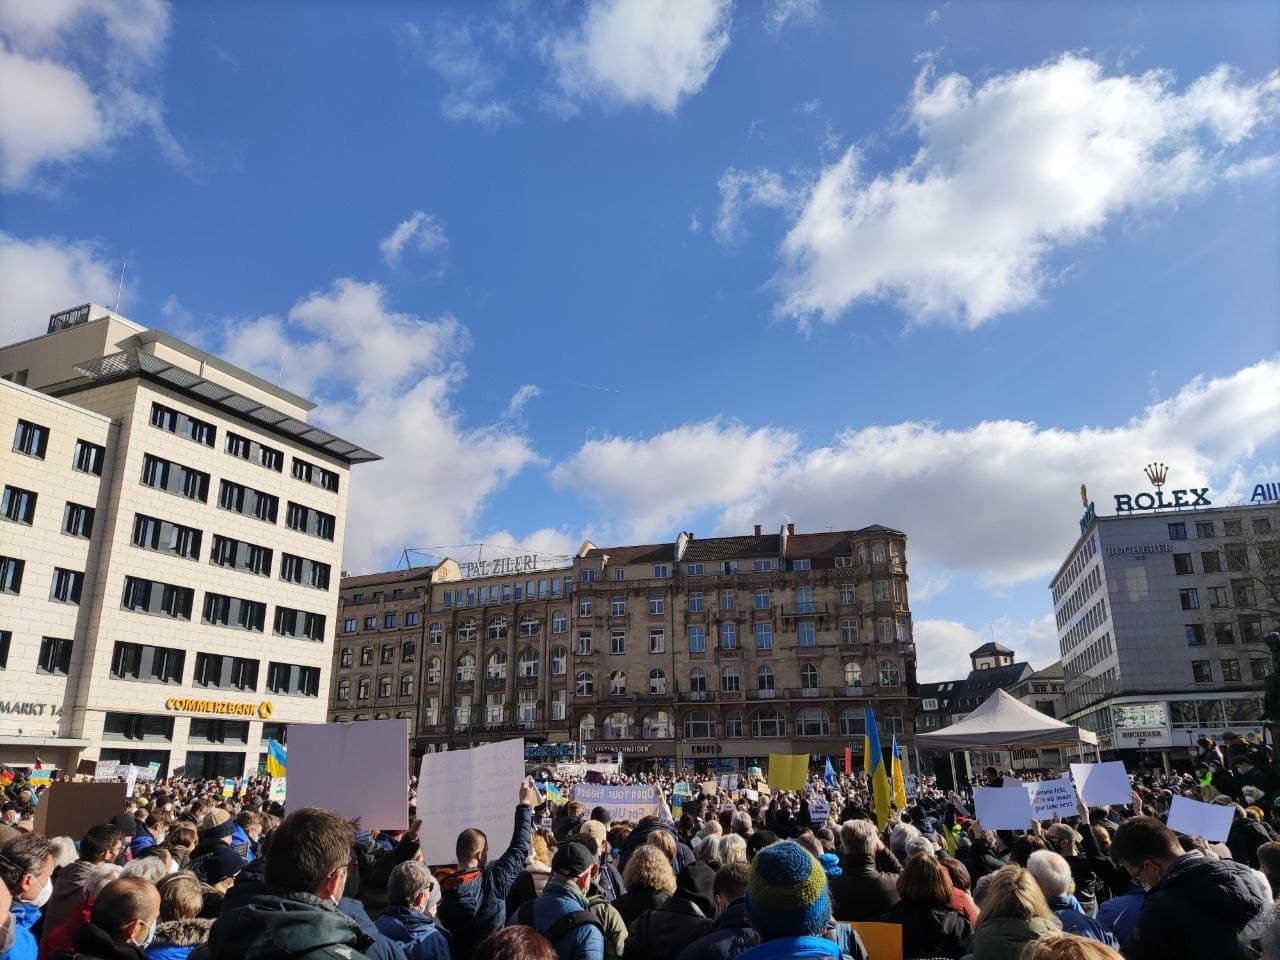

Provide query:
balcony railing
left=681, top=691, right=714, bottom=702
left=782, top=602, right=829, bottom=617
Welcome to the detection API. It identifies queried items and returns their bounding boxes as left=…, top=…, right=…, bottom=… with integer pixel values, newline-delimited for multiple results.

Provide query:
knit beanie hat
left=200, top=808, right=235, bottom=840
left=746, top=841, right=832, bottom=940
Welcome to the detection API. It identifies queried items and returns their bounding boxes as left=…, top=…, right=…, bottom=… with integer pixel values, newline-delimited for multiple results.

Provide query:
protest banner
left=125, top=767, right=139, bottom=798
left=93, top=760, right=119, bottom=782
left=808, top=798, right=831, bottom=822
left=1026, top=775, right=1080, bottom=821
left=147, top=761, right=161, bottom=779
left=1168, top=794, right=1234, bottom=842
left=418, top=737, right=525, bottom=865
left=290, top=718, right=411, bottom=830
left=973, top=786, right=1034, bottom=830
left=747, top=766, right=763, bottom=779
left=904, top=774, right=918, bottom=799
left=718, top=775, right=734, bottom=792
left=28, top=769, right=52, bottom=787
left=745, top=789, right=759, bottom=801
left=35, top=782, right=126, bottom=838
left=554, top=763, right=587, bottom=780
left=700, top=780, right=718, bottom=795
left=221, top=778, right=236, bottom=798
left=572, top=782, right=662, bottom=821
left=673, top=781, right=692, bottom=798
left=768, top=753, right=809, bottom=791
left=269, top=778, right=287, bottom=803
left=1069, top=761, right=1131, bottom=808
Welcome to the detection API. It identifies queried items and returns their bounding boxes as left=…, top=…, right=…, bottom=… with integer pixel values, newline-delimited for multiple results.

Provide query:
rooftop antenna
left=113, top=259, right=127, bottom=313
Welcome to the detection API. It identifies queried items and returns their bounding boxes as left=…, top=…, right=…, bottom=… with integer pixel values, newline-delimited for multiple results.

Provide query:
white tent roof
left=915, top=688, right=1099, bottom=751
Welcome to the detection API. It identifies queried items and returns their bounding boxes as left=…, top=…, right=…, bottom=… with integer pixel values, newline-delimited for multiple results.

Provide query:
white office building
left=1053, top=489, right=1277, bottom=768
left=0, top=304, right=377, bottom=777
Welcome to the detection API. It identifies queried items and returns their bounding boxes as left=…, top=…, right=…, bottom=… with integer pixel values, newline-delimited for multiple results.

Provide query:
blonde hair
left=530, top=832, right=551, bottom=867
left=158, top=873, right=204, bottom=921
left=978, top=865, right=1057, bottom=927
left=1019, top=932, right=1123, bottom=960
left=645, top=830, right=677, bottom=864
left=622, top=845, right=677, bottom=894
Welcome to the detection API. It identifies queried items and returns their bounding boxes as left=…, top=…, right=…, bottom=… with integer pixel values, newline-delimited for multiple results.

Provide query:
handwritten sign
left=269, top=778, right=287, bottom=803
left=94, top=760, right=119, bottom=782
left=1167, top=795, right=1234, bottom=842
left=572, top=783, right=661, bottom=821
left=418, top=737, right=525, bottom=865
left=1069, top=761, right=1131, bottom=808
left=809, top=799, right=831, bottom=822
left=905, top=774, right=918, bottom=799
left=290, top=718, right=411, bottom=830
left=974, top=786, right=1035, bottom=830
left=1026, top=775, right=1080, bottom=820
left=700, top=780, right=718, bottom=795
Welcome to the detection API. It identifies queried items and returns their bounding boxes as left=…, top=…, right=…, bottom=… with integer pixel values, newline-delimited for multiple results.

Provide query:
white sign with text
left=418, top=737, right=526, bottom=865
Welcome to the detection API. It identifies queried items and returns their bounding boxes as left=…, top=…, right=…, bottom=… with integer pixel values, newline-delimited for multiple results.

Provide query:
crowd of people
left=2, top=733, right=1279, bottom=960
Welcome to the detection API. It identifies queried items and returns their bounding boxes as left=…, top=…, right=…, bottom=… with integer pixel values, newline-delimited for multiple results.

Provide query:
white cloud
left=764, top=0, right=818, bottom=33
left=552, top=358, right=1280, bottom=587
left=551, top=418, right=799, bottom=541
left=775, top=56, right=1280, bottom=328
left=689, top=212, right=702, bottom=233
left=412, top=18, right=516, bottom=126
left=0, top=0, right=179, bottom=189
left=552, top=0, right=732, bottom=114
left=915, top=613, right=1059, bottom=682
left=715, top=167, right=794, bottom=242
left=503, top=383, right=541, bottom=419
left=0, top=232, right=120, bottom=342
left=379, top=211, right=448, bottom=265
left=206, top=279, right=538, bottom=573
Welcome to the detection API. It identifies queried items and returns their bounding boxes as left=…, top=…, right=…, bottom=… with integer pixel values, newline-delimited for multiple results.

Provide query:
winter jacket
left=959, top=837, right=1007, bottom=886
left=40, top=899, right=92, bottom=960
left=674, top=898, right=757, bottom=960
left=53, top=923, right=146, bottom=960
left=616, top=823, right=694, bottom=874
left=584, top=885, right=627, bottom=960
left=1096, top=888, right=1144, bottom=945
left=529, top=879, right=605, bottom=960
left=830, top=856, right=899, bottom=922
left=505, top=863, right=553, bottom=920
left=207, top=883, right=375, bottom=960
left=596, top=860, right=625, bottom=904
left=5, top=903, right=41, bottom=960
left=733, top=935, right=849, bottom=960
left=1226, top=817, right=1271, bottom=868
left=129, top=833, right=158, bottom=859
left=1120, top=852, right=1269, bottom=960
left=881, top=901, right=971, bottom=959
left=145, top=920, right=213, bottom=960
left=44, top=862, right=97, bottom=936
left=1046, top=897, right=1117, bottom=947
left=436, top=805, right=533, bottom=960
left=610, top=887, right=668, bottom=929
left=337, top=898, right=407, bottom=960
left=621, top=893, right=713, bottom=960
left=373, top=906, right=450, bottom=960
left=963, top=916, right=1058, bottom=960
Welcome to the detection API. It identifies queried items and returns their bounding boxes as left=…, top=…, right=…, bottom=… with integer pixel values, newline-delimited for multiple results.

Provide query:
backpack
left=513, top=899, right=604, bottom=943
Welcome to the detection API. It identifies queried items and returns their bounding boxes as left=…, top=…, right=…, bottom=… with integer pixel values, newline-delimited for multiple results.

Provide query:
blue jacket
left=131, top=832, right=158, bottom=858
left=437, top=805, right=533, bottom=960
left=147, top=944, right=195, bottom=960
left=2, top=904, right=40, bottom=960
left=231, top=826, right=256, bottom=863
left=1047, top=897, right=1118, bottom=947
left=735, top=935, right=846, bottom=960
left=339, top=897, right=408, bottom=960
left=1096, top=887, right=1144, bottom=944
left=530, top=879, right=605, bottom=960
left=374, top=906, right=451, bottom=960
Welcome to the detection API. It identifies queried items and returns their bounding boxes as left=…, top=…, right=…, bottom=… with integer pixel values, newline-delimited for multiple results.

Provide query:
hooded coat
left=372, top=906, right=450, bottom=960
left=1120, top=853, right=1268, bottom=960
left=44, top=861, right=97, bottom=936
left=621, top=863, right=716, bottom=960
left=206, top=885, right=375, bottom=960
left=435, top=805, right=532, bottom=960
left=145, top=919, right=213, bottom=960
left=963, top=916, right=1058, bottom=960
left=830, top=855, right=899, bottom=922
left=881, top=901, right=971, bottom=959
left=674, top=898, right=758, bottom=960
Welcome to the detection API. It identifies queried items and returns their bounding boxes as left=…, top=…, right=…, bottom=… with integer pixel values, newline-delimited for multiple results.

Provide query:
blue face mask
left=136, top=919, right=157, bottom=950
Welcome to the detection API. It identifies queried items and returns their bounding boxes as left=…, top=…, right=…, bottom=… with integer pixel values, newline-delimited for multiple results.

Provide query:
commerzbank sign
left=1113, top=463, right=1210, bottom=514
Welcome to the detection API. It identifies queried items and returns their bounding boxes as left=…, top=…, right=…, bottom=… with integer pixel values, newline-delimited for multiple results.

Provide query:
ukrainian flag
left=266, top=739, right=287, bottom=778
left=891, top=735, right=908, bottom=810
left=545, top=782, right=565, bottom=805
left=865, top=708, right=892, bottom=828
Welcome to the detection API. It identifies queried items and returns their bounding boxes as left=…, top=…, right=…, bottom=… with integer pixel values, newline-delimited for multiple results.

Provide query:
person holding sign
left=437, top=782, right=539, bottom=960
left=1109, top=816, right=1269, bottom=960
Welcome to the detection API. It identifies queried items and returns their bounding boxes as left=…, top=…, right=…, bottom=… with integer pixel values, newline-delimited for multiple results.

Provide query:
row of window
left=336, top=674, right=416, bottom=701
left=1186, top=619, right=1268, bottom=646
left=120, top=574, right=326, bottom=640
left=1191, top=658, right=1270, bottom=684
left=1059, top=597, right=1108, bottom=658
left=0, top=633, right=73, bottom=675
left=1173, top=544, right=1273, bottom=575
left=1169, top=518, right=1271, bottom=540
left=106, top=640, right=320, bottom=695
left=0, top=558, right=84, bottom=603
left=13, top=421, right=106, bottom=475
left=1052, top=534, right=1098, bottom=604
left=1055, top=565, right=1102, bottom=629
left=342, top=611, right=423, bottom=633
left=574, top=705, right=906, bottom=740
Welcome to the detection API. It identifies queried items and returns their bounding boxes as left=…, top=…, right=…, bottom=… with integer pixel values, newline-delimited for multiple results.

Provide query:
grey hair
left=121, top=856, right=168, bottom=885
left=840, top=820, right=879, bottom=858
left=730, top=810, right=753, bottom=835
left=85, top=863, right=122, bottom=899
left=1260, top=900, right=1280, bottom=960
left=905, top=836, right=936, bottom=860
left=1027, top=849, right=1074, bottom=899
left=388, top=860, right=439, bottom=911
left=889, top=822, right=921, bottom=862
left=48, top=837, right=78, bottom=869
left=717, top=833, right=748, bottom=866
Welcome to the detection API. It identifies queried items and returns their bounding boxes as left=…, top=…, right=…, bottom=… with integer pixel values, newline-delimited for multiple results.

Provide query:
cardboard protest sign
left=269, top=778, right=287, bottom=803
left=808, top=799, right=831, bottom=822
left=674, top=781, right=692, bottom=798
left=745, top=789, right=759, bottom=801
left=768, top=753, right=809, bottom=792
left=1026, top=776, right=1080, bottom=821
left=417, top=737, right=525, bottom=865
left=573, top=783, right=662, bottom=821
left=28, top=769, right=52, bottom=787
left=35, top=782, right=126, bottom=838
left=76, top=759, right=96, bottom=776
left=700, top=780, right=718, bottom=795
left=904, top=774, right=918, bottom=799
left=1167, top=795, right=1234, bottom=842
left=973, top=786, right=1034, bottom=830
left=1069, top=761, right=1131, bottom=808
left=289, top=718, right=411, bottom=830
left=94, top=760, right=119, bottom=782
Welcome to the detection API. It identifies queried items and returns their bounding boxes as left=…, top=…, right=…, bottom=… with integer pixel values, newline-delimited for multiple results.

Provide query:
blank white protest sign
left=418, top=737, right=526, bottom=865
left=287, top=718, right=411, bottom=830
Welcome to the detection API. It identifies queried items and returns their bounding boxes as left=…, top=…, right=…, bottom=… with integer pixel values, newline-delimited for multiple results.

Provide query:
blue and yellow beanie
left=745, top=840, right=832, bottom=939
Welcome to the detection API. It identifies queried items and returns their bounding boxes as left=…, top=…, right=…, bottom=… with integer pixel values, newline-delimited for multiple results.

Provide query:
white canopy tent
left=917, top=690, right=1100, bottom=786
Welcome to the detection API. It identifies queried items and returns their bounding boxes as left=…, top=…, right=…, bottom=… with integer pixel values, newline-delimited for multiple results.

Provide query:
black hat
left=676, top=861, right=717, bottom=916
left=747, top=829, right=779, bottom=858
left=552, top=841, right=596, bottom=877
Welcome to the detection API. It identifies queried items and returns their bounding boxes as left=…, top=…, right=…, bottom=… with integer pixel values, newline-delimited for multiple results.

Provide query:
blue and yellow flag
left=891, top=735, right=908, bottom=810
left=544, top=782, right=565, bottom=805
left=266, top=739, right=287, bottom=778
left=865, top=708, right=892, bottom=828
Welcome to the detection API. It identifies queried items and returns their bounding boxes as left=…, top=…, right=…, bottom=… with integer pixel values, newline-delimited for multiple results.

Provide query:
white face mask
left=25, top=876, right=53, bottom=908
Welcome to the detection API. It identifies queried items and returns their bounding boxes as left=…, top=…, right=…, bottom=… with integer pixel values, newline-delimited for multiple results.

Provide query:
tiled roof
left=340, top=565, right=437, bottom=591
left=682, top=535, right=781, bottom=563
left=970, top=641, right=1015, bottom=657
left=783, top=531, right=851, bottom=557
left=582, top=543, right=675, bottom=565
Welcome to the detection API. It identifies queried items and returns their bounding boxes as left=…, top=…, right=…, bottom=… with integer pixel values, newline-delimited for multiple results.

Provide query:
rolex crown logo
left=1144, top=462, right=1169, bottom=490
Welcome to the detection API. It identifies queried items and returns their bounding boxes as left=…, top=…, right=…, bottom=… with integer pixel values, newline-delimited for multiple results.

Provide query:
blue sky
left=2, top=0, right=1278, bottom=680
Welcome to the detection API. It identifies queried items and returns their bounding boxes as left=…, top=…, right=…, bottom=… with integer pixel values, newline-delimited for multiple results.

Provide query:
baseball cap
left=551, top=841, right=596, bottom=877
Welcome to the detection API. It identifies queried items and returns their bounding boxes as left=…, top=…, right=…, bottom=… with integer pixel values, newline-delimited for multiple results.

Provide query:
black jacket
left=1226, top=817, right=1272, bottom=868
left=830, top=855, right=900, bottom=922
left=55, top=923, right=147, bottom=960
left=880, top=901, right=971, bottom=959
left=207, top=884, right=375, bottom=960
left=1121, top=853, right=1268, bottom=960
left=674, top=898, right=757, bottom=960
left=622, top=894, right=714, bottom=960
left=612, top=887, right=669, bottom=929
left=436, top=805, right=533, bottom=960
left=958, top=835, right=1006, bottom=885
